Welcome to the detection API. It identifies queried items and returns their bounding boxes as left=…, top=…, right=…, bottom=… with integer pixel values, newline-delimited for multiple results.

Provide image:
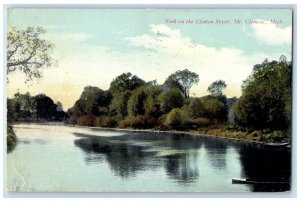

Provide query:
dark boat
left=232, top=178, right=290, bottom=185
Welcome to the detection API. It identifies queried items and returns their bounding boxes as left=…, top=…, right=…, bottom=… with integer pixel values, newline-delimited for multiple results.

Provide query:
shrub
left=77, top=114, right=95, bottom=126
left=94, top=116, right=117, bottom=128
left=188, top=118, right=211, bottom=128
left=119, top=116, right=145, bottom=128
left=164, top=108, right=189, bottom=129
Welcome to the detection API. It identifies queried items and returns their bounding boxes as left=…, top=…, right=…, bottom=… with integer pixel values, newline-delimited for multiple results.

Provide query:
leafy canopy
left=7, top=27, right=55, bottom=82
left=165, top=69, right=199, bottom=98
left=207, top=80, right=227, bottom=97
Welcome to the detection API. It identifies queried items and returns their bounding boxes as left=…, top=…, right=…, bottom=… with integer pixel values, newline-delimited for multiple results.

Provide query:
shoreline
left=13, top=121, right=267, bottom=146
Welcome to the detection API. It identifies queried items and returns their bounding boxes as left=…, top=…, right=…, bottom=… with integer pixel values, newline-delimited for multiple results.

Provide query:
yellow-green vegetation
left=194, top=126, right=290, bottom=143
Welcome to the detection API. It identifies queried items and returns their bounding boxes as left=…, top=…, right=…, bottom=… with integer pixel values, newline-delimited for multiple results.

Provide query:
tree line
left=7, top=57, right=292, bottom=141
left=7, top=92, right=67, bottom=123
left=6, top=27, right=292, bottom=141
left=66, top=69, right=231, bottom=130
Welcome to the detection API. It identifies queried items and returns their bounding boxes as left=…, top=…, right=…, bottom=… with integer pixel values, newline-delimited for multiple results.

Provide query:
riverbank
left=64, top=123, right=290, bottom=145
left=12, top=122, right=290, bottom=145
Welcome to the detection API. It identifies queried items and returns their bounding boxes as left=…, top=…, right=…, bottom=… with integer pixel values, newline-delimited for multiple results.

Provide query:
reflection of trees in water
left=73, top=132, right=203, bottom=182
left=164, top=151, right=199, bottom=183
left=238, top=144, right=291, bottom=192
left=74, top=133, right=159, bottom=178
left=203, top=139, right=228, bottom=170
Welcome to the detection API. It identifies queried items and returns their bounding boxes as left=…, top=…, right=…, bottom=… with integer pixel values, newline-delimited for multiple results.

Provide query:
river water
left=7, top=124, right=291, bottom=192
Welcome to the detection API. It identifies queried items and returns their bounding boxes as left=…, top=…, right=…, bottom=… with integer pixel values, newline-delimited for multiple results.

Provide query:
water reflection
left=73, top=132, right=203, bottom=182
left=204, top=140, right=227, bottom=170
left=163, top=152, right=199, bottom=183
left=73, top=131, right=291, bottom=191
left=238, top=144, right=291, bottom=191
left=74, top=133, right=159, bottom=178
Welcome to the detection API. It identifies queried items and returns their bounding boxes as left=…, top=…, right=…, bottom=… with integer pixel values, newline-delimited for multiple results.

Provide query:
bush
left=164, top=108, right=189, bottom=129
left=119, top=116, right=145, bottom=128
left=94, top=116, right=117, bottom=128
left=77, top=114, right=95, bottom=126
left=188, top=118, right=211, bottom=128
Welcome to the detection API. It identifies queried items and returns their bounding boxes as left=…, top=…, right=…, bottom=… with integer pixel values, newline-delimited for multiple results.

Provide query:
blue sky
left=7, top=9, right=292, bottom=109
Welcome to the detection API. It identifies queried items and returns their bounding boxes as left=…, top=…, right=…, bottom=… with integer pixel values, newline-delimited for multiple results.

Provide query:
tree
left=7, top=27, right=54, bottom=82
left=165, top=69, right=199, bottom=98
left=164, top=108, right=189, bottom=129
left=9, top=92, right=37, bottom=121
left=34, top=94, right=57, bottom=120
left=233, top=58, right=292, bottom=131
left=188, top=98, right=205, bottom=118
left=109, top=90, right=132, bottom=118
left=158, top=89, right=184, bottom=113
left=127, top=86, right=148, bottom=116
left=109, top=72, right=145, bottom=94
left=72, top=86, right=112, bottom=116
left=201, top=96, right=227, bottom=122
left=207, top=80, right=227, bottom=97
left=144, top=86, right=163, bottom=117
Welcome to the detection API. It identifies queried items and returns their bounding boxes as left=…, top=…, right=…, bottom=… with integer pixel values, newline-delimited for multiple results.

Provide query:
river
left=7, top=123, right=291, bottom=192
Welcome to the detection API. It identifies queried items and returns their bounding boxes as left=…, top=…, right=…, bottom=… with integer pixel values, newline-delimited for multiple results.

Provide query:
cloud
left=43, top=32, right=94, bottom=43
left=124, top=24, right=283, bottom=98
left=8, top=24, right=287, bottom=109
left=250, top=19, right=292, bottom=45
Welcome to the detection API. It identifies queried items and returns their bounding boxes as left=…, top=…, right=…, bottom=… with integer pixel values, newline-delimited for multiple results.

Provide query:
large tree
left=7, top=27, right=54, bottom=82
left=71, top=86, right=112, bottom=116
left=109, top=72, right=145, bottom=94
left=233, top=58, right=292, bottom=131
left=207, top=80, right=227, bottom=97
left=164, top=69, right=199, bottom=98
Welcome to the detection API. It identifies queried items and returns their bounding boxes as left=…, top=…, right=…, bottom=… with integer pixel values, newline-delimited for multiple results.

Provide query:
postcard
left=6, top=7, right=293, bottom=193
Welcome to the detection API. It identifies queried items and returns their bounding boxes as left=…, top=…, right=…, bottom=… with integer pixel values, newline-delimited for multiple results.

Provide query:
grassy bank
left=67, top=122, right=290, bottom=144
left=193, top=126, right=291, bottom=143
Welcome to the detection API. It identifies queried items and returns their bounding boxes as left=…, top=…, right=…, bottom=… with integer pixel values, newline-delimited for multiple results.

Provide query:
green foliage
left=187, top=98, right=205, bottom=118
left=109, top=72, right=145, bottom=94
left=202, top=96, right=227, bottom=122
left=207, top=80, right=227, bottom=97
left=164, top=108, right=189, bottom=129
left=127, top=86, right=148, bottom=116
left=94, top=116, right=118, bottom=128
left=77, top=114, right=96, bottom=126
left=109, top=91, right=132, bottom=118
left=144, top=86, right=163, bottom=117
left=7, top=27, right=54, bottom=82
left=119, top=116, right=145, bottom=128
left=233, top=58, right=292, bottom=131
left=34, top=94, right=57, bottom=120
left=158, top=89, right=184, bottom=113
left=7, top=92, right=66, bottom=122
left=164, top=69, right=199, bottom=98
left=187, top=118, right=211, bottom=128
left=71, top=86, right=112, bottom=116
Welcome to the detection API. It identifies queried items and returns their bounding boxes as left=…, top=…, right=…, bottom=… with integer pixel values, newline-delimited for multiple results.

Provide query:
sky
left=7, top=8, right=292, bottom=110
